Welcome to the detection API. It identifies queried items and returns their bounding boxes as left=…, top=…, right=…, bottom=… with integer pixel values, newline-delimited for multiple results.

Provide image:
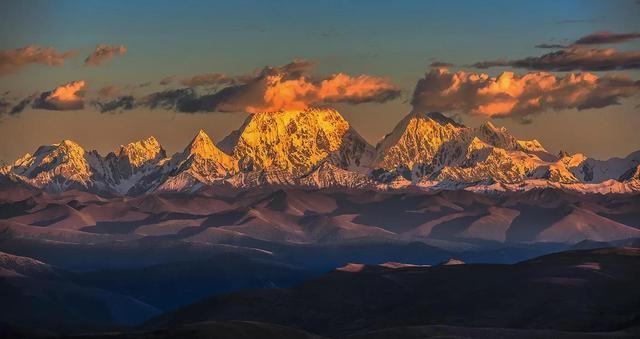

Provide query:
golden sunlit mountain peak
left=184, top=129, right=228, bottom=160
left=114, top=136, right=164, bottom=168
left=231, top=107, right=354, bottom=174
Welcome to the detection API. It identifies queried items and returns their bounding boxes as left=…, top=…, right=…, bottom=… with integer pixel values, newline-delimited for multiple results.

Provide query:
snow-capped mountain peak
left=375, top=112, right=562, bottom=184
left=517, top=139, right=547, bottom=153
left=226, top=107, right=374, bottom=175
left=7, top=139, right=99, bottom=192
left=475, top=122, right=520, bottom=151
left=184, top=130, right=221, bottom=159
left=11, top=139, right=91, bottom=178
left=114, top=136, right=165, bottom=168
left=374, top=111, right=468, bottom=172
left=101, top=136, right=169, bottom=195
left=177, top=129, right=236, bottom=170
left=156, top=130, right=237, bottom=191
left=2, top=109, right=640, bottom=195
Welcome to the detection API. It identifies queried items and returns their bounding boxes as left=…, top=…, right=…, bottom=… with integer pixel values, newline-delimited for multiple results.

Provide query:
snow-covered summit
left=226, top=107, right=375, bottom=175
left=2, top=109, right=639, bottom=195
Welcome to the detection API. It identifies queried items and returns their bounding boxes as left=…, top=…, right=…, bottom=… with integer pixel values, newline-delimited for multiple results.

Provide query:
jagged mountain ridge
left=373, top=112, right=556, bottom=183
left=1, top=108, right=639, bottom=195
left=156, top=130, right=237, bottom=192
left=220, top=108, right=375, bottom=175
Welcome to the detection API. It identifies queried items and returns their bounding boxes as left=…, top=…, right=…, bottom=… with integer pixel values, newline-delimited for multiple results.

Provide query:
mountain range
left=2, top=108, right=640, bottom=336
left=1, top=108, right=639, bottom=196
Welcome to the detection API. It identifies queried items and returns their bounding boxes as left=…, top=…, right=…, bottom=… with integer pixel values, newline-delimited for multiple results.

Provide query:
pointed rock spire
left=167, top=129, right=237, bottom=185
left=375, top=111, right=468, bottom=171
left=185, top=129, right=223, bottom=159
left=115, top=136, right=165, bottom=168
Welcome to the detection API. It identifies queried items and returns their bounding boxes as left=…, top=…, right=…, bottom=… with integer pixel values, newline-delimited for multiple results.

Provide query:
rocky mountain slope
left=0, top=251, right=159, bottom=331
left=156, top=130, right=237, bottom=192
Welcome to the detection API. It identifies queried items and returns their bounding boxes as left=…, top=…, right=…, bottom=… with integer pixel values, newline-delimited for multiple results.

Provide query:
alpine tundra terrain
left=1, top=108, right=639, bottom=337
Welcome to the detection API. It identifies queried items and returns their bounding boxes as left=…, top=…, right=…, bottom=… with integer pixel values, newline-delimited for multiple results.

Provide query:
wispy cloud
left=0, top=45, right=77, bottom=76
left=94, top=95, right=134, bottom=113
left=84, top=44, right=127, bottom=66
left=181, top=73, right=233, bottom=87
left=534, top=43, right=568, bottom=49
left=430, top=61, right=455, bottom=67
left=480, top=31, right=640, bottom=71
left=8, top=95, right=36, bottom=115
left=97, top=85, right=122, bottom=99
left=472, top=46, right=640, bottom=71
left=574, top=31, right=640, bottom=45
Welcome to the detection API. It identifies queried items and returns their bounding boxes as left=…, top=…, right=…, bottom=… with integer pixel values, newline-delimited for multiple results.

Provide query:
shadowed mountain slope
left=147, top=248, right=640, bottom=337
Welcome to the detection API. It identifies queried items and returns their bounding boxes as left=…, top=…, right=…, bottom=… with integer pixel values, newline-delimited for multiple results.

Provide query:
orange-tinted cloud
left=318, top=73, right=401, bottom=103
left=145, top=60, right=400, bottom=113
left=84, top=44, right=127, bottom=66
left=248, top=73, right=316, bottom=112
left=246, top=72, right=400, bottom=113
left=0, top=45, right=77, bottom=76
left=411, top=68, right=640, bottom=120
left=33, top=80, right=86, bottom=111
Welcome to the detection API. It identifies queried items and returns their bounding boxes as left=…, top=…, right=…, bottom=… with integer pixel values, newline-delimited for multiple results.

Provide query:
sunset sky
left=1, top=0, right=639, bottom=162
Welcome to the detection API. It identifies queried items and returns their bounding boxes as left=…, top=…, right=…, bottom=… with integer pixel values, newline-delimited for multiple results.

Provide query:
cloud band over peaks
left=411, top=68, right=640, bottom=120
left=141, top=60, right=401, bottom=114
left=247, top=71, right=401, bottom=113
left=472, top=46, right=640, bottom=72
